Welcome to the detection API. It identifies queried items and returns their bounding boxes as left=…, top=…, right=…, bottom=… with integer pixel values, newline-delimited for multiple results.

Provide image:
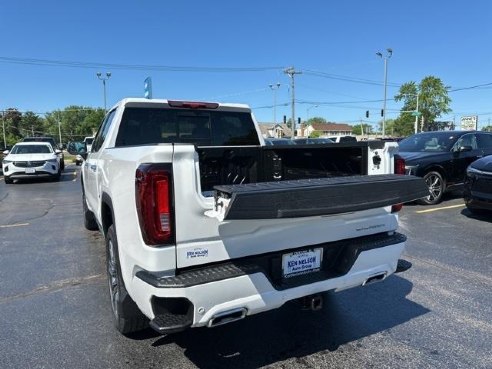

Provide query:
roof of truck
left=116, top=98, right=251, bottom=111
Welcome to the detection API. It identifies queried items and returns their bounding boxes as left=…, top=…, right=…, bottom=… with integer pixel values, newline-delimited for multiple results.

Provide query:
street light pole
left=376, top=48, right=392, bottom=137
left=306, top=105, right=318, bottom=122
left=269, top=83, right=281, bottom=125
left=414, top=93, right=419, bottom=134
left=96, top=72, right=112, bottom=111
left=400, top=93, right=420, bottom=134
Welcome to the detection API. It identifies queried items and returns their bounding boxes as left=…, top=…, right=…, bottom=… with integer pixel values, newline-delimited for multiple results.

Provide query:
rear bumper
left=132, top=233, right=406, bottom=329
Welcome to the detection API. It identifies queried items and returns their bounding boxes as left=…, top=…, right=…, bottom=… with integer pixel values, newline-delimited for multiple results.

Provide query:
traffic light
left=381, top=109, right=384, bottom=117
left=283, top=115, right=287, bottom=124
left=365, top=110, right=369, bottom=118
left=298, top=117, right=301, bottom=125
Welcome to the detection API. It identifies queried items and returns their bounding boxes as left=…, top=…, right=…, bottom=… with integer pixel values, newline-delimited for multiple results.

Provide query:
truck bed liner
left=214, top=174, right=428, bottom=220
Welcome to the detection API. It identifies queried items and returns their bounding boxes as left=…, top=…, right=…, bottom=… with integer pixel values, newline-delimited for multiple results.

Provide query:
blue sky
left=1, top=0, right=491, bottom=130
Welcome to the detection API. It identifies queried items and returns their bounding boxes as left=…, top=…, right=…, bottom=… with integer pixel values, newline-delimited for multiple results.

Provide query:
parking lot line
left=0, top=223, right=30, bottom=228
left=416, top=204, right=465, bottom=214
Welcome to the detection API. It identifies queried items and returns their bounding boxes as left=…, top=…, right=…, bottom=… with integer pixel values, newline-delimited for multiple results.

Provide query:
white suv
left=2, top=142, right=61, bottom=184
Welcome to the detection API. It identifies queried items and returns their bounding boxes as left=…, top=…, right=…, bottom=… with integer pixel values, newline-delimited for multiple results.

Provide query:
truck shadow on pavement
left=149, top=275, right=428, bottom=369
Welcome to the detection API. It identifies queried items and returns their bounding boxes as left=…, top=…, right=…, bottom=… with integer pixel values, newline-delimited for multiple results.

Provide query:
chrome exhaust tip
left=208, top=307, right=247, bottom=328
left=363, top=272, right=387, bottom=286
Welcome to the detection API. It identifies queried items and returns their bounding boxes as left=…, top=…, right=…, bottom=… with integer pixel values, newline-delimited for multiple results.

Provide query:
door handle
left=90, top=164, right=97, bottom=172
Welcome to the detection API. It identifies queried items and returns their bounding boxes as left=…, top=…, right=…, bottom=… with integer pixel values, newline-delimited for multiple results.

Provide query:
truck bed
left=197, top=141, right=380, bottom=192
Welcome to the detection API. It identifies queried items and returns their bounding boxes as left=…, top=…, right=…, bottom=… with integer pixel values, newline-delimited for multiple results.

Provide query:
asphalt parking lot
left=0, top=166, right=490, bottom=369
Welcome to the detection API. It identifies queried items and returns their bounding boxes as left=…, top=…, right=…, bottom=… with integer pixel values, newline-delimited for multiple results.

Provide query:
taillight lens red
left=394, top=155, right=405, bottom=175
left=136, top=164, right=174, bottom=245
left=391, top=203, right=403, bottom=213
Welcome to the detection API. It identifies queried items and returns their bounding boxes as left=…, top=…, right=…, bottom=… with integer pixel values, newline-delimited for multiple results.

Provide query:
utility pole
left=56, top=111, right=62, bottom=147
left=58, top=121, right=62, bottom=147
left=2, top=111, right=6, bottom=149
left=284, top=67, right=302, bottom=140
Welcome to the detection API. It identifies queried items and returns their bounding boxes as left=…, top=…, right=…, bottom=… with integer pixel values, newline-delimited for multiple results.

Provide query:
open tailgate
left=212, top=174, right=428, bottom=220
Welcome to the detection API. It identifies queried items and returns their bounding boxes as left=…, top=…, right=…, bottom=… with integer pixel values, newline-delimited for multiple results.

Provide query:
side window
left=453, top=133, right=477, bottom=151
left=476, top=133, right=492, bottom=149
left=92, top=109, right=117, bottom=152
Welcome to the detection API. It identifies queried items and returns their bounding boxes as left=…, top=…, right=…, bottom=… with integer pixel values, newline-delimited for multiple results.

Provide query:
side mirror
left=55, top=149, right=62, bottom=154
left=459, top=145, right=473, bottom=152
left=67, top=141, right=88, bottom=156
left=2, top=150, right=9, bottom=155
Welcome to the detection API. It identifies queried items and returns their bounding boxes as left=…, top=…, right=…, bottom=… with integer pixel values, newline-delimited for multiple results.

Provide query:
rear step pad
left=149, top=313, right=193, bottom=334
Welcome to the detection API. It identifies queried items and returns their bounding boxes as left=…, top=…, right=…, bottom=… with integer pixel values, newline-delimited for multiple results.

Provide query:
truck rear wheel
left=106, top=225, right=148, bottom=335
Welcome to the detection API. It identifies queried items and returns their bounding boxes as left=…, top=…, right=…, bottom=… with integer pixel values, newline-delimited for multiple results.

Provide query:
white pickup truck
left=68, top=98, right=427, bottom=336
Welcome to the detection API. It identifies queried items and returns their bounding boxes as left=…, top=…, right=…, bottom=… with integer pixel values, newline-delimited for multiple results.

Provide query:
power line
left=302, top=69, right=402, bottom=87
left=296, top=98, right=384, bottom=105
left=0, top=56, right=284, bottom=73
left=448, top=82, right=492, bottom=92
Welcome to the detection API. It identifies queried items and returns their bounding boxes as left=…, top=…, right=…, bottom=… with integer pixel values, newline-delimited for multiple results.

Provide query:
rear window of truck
left=115, top=107, right=260, bottom=147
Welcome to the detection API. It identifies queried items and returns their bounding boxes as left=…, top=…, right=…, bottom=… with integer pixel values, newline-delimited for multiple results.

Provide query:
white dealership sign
left=460, top=116, right=478, bottom=131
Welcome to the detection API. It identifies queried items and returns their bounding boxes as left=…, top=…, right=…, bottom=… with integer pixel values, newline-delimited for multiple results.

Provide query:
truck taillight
left=394, top=155, right=405, bottom=175
left=136, top=164, right=174, bottom=246
left=391, top=203, right=403, bottom=213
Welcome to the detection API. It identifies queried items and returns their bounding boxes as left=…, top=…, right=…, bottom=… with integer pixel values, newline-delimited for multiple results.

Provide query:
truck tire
left=106, top=225, right=148, bottom=335
left=82, top=192, right=98, bottom=231
left=417, top=171, right=445, bottom=205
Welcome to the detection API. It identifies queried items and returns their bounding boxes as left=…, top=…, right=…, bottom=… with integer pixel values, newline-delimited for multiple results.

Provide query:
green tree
left=1, top=108, right=23, bottom=146
left=44, top=106, right=104, bottom=144
left=306, top=117, right=327, bottom=125
left=394, top=76, right=452, bottom=132
left=20, top=111, right=44, bottom=137
left=482, top=125, right=492, bottom=132
left=80, top=109, right=105, bottom=136
left=352, top=123, right=373, bottom=136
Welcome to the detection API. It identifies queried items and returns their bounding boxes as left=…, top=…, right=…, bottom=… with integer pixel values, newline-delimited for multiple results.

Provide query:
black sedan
left=464, top=155, right=492, bottom=213
left=399, top=131, right=492, bottom=204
